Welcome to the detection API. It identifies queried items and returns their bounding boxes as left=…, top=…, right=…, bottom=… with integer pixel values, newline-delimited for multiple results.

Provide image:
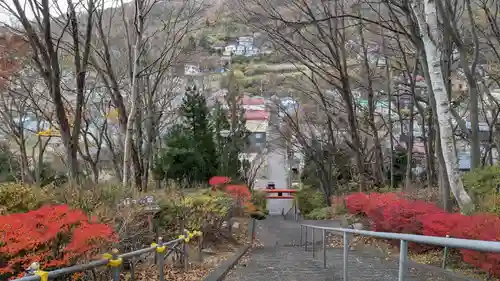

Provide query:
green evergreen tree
left=160, top=124, right=200, bottom=183
left=184, top=85, right=219, bottom=181
left=216, top=71, right=250, bottom=181
left=159, top=85, right=219, bottom=184
left=211, top=101, right=231, bottom=175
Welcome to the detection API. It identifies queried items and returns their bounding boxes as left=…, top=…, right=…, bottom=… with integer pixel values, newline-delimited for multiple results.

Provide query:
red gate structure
left=262, top=189, right=297, bottom=199
left=261, top=189, right=298, bottom=220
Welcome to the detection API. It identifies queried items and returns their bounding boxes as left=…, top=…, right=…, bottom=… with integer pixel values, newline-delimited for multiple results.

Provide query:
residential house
left=224, top=41, right=237, bottom=54
left=240, top=94, right=268, bottom=153
left=234, top=45, right=246, bottom=56
left=245, top=110, right=269, bottom=152
left=184, top=64, right=200, bottom=76
left=224, top=36, right=261, bottom=57
left=238, top=36, right=254, bottom=47
left=244, top=45, right=260, bottom=57
left=242, top=95, right=266, bottom=111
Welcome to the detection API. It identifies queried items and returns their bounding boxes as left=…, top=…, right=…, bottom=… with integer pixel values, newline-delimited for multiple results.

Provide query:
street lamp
left=219, top=130, right=231, bottom=176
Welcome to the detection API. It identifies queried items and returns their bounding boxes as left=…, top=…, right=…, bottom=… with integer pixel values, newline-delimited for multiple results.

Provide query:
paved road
left=224, top=217, right=478, bottom=281
left=266, top=103, right=288, bottom=190
left=261, top=107, right=293, bottom=214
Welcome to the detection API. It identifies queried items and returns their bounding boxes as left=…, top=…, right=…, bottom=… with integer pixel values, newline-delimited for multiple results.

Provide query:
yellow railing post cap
left=103, top=249, right=122, bottom=267
left=35, top=270, right=49, bottom=281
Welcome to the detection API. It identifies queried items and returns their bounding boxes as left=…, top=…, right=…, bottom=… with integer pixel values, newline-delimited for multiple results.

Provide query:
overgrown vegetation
left=295, top=187, right=327, bottom=218
left=463, top=165, right=500, bottom=214
left=0, top=181, right=258, bottom=278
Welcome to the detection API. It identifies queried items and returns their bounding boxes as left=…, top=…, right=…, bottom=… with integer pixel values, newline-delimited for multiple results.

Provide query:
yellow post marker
left=34, top=270, right=48, bottom=281
left=103, top=248, right=122, bottom=267
left=151, top=242, right=167, bottom=253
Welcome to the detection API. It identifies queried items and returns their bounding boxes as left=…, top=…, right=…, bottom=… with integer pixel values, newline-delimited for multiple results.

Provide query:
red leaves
left=208, top=176, right=232, bottom=186
left=0, top=34, right=28, bottom=86
left=0, top=205, right=115, bottom=279
left=341, top=192, right=500, bottom=277
left=224, top=184, right=251, bottom=201
left=344, top=192, right=370, bottom=215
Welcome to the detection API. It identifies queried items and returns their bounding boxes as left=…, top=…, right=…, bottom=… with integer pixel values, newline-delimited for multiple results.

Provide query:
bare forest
left=236, top=0, right=500, bottom=212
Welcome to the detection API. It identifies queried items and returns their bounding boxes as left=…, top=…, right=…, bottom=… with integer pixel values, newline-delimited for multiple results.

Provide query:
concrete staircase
left=224, top=216, right=478, bottom=281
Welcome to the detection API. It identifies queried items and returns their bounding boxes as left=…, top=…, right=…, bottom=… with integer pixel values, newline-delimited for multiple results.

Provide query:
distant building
left=242, top=95, right=266, bottom=111
left=234, top=45, right=246, bottom=56
left=184, top=64, right=200, bottom=76
left=224, top=36, right=261, bottom=57
left=238, top=36, right=254, bottom=46
left=224, top=44, right=236, bottom=54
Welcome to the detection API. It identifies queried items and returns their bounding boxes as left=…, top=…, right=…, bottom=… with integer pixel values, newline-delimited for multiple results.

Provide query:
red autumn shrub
left=343, top=192, right=500, bottom=276
left=344, top=192, right=370, bottom=214
left=381, top=199, right=442, bottom=234
left=450, top=214, right=500, bottom=277
left=0, top=205, right=115, bottom=279
left=224, top=184, right=251, bottom=202
left=363, top=193, right=402, bottom=231
left=419, top=212, right=463, bottom=237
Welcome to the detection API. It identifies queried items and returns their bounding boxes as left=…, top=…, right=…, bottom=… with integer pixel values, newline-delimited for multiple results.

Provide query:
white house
left=184, top=64, right=200, bottom=76
left=234, top=45, right=246, bottom=56
left=224, top=44, right=236, bottom=54
left=245, top=45, right=260, bottom=57
left=238, top=36, right=253, bottom=46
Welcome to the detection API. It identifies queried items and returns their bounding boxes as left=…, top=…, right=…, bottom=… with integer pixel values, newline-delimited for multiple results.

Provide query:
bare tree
left=411, top=0, right=473, bottom=211
left=0, top=0, right=96, bottom=183
left=91, top=0, right=206, bottom=190
left=238, top=0, right=371, bottom=189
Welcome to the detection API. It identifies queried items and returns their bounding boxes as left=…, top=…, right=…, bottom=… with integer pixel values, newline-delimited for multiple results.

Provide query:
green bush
left=463, top=165, right=500, bottom=198
left=155, top=189, right=234, bottom=240
left=0, top=183, right=48, bottom=214
left=295, top=187, right=326, bottom=215
left=463, top=165, right=500, bottom=213
left=48, top=183, right=131, bottom=216
left=304, top=207, right=332, bottom=220
left=251, top=190, right=267, bottom=211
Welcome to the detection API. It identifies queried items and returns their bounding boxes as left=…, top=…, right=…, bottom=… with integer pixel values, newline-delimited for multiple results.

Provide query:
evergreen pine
left=160, top=85, right=219, bottom=184
left=181, top=85, right=219, bottom=182
left=215, top=71, right=251, bottom=181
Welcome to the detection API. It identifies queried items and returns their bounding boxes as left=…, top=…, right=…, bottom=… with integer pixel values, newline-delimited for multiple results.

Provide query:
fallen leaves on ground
left=328, top=234, right=496, bottom=280
left=327, top=234, right=391, bottom=253
left=409, top=250, right=443, bottom=266
left=123, top=264, right=211, bottom=281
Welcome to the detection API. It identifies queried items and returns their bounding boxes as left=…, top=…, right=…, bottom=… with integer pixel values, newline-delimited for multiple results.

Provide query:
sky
left=0, top=0, right=130, bottom=25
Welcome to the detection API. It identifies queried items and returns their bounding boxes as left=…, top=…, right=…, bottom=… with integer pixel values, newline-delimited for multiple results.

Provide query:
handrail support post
left=312, top=228, right=315, bottom=258
left=343, top=232, right=348, bottom=281
left=322, top=229, right=327, bottom=268
left=398, top=240, right=408, bottom=281
left=304, top=226, right=308, bottom=251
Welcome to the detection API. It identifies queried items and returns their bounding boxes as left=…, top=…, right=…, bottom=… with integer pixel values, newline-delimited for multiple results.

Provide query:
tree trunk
left=123, top=0, right=145, bottom=189
left=384, top=42, right=395, bottom=188
left=358, top=17, right=385, bottom=186
left=405, top=102, right=414, bottom=190
left=413, top=0, right=473, bottom=212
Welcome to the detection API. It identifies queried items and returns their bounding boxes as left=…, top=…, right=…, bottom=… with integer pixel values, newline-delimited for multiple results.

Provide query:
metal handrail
left=11, top=231, right=196, bottom=281
left=283, top=200, right=299, bottom=221
left=300, top=224, right=500, bottom=281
